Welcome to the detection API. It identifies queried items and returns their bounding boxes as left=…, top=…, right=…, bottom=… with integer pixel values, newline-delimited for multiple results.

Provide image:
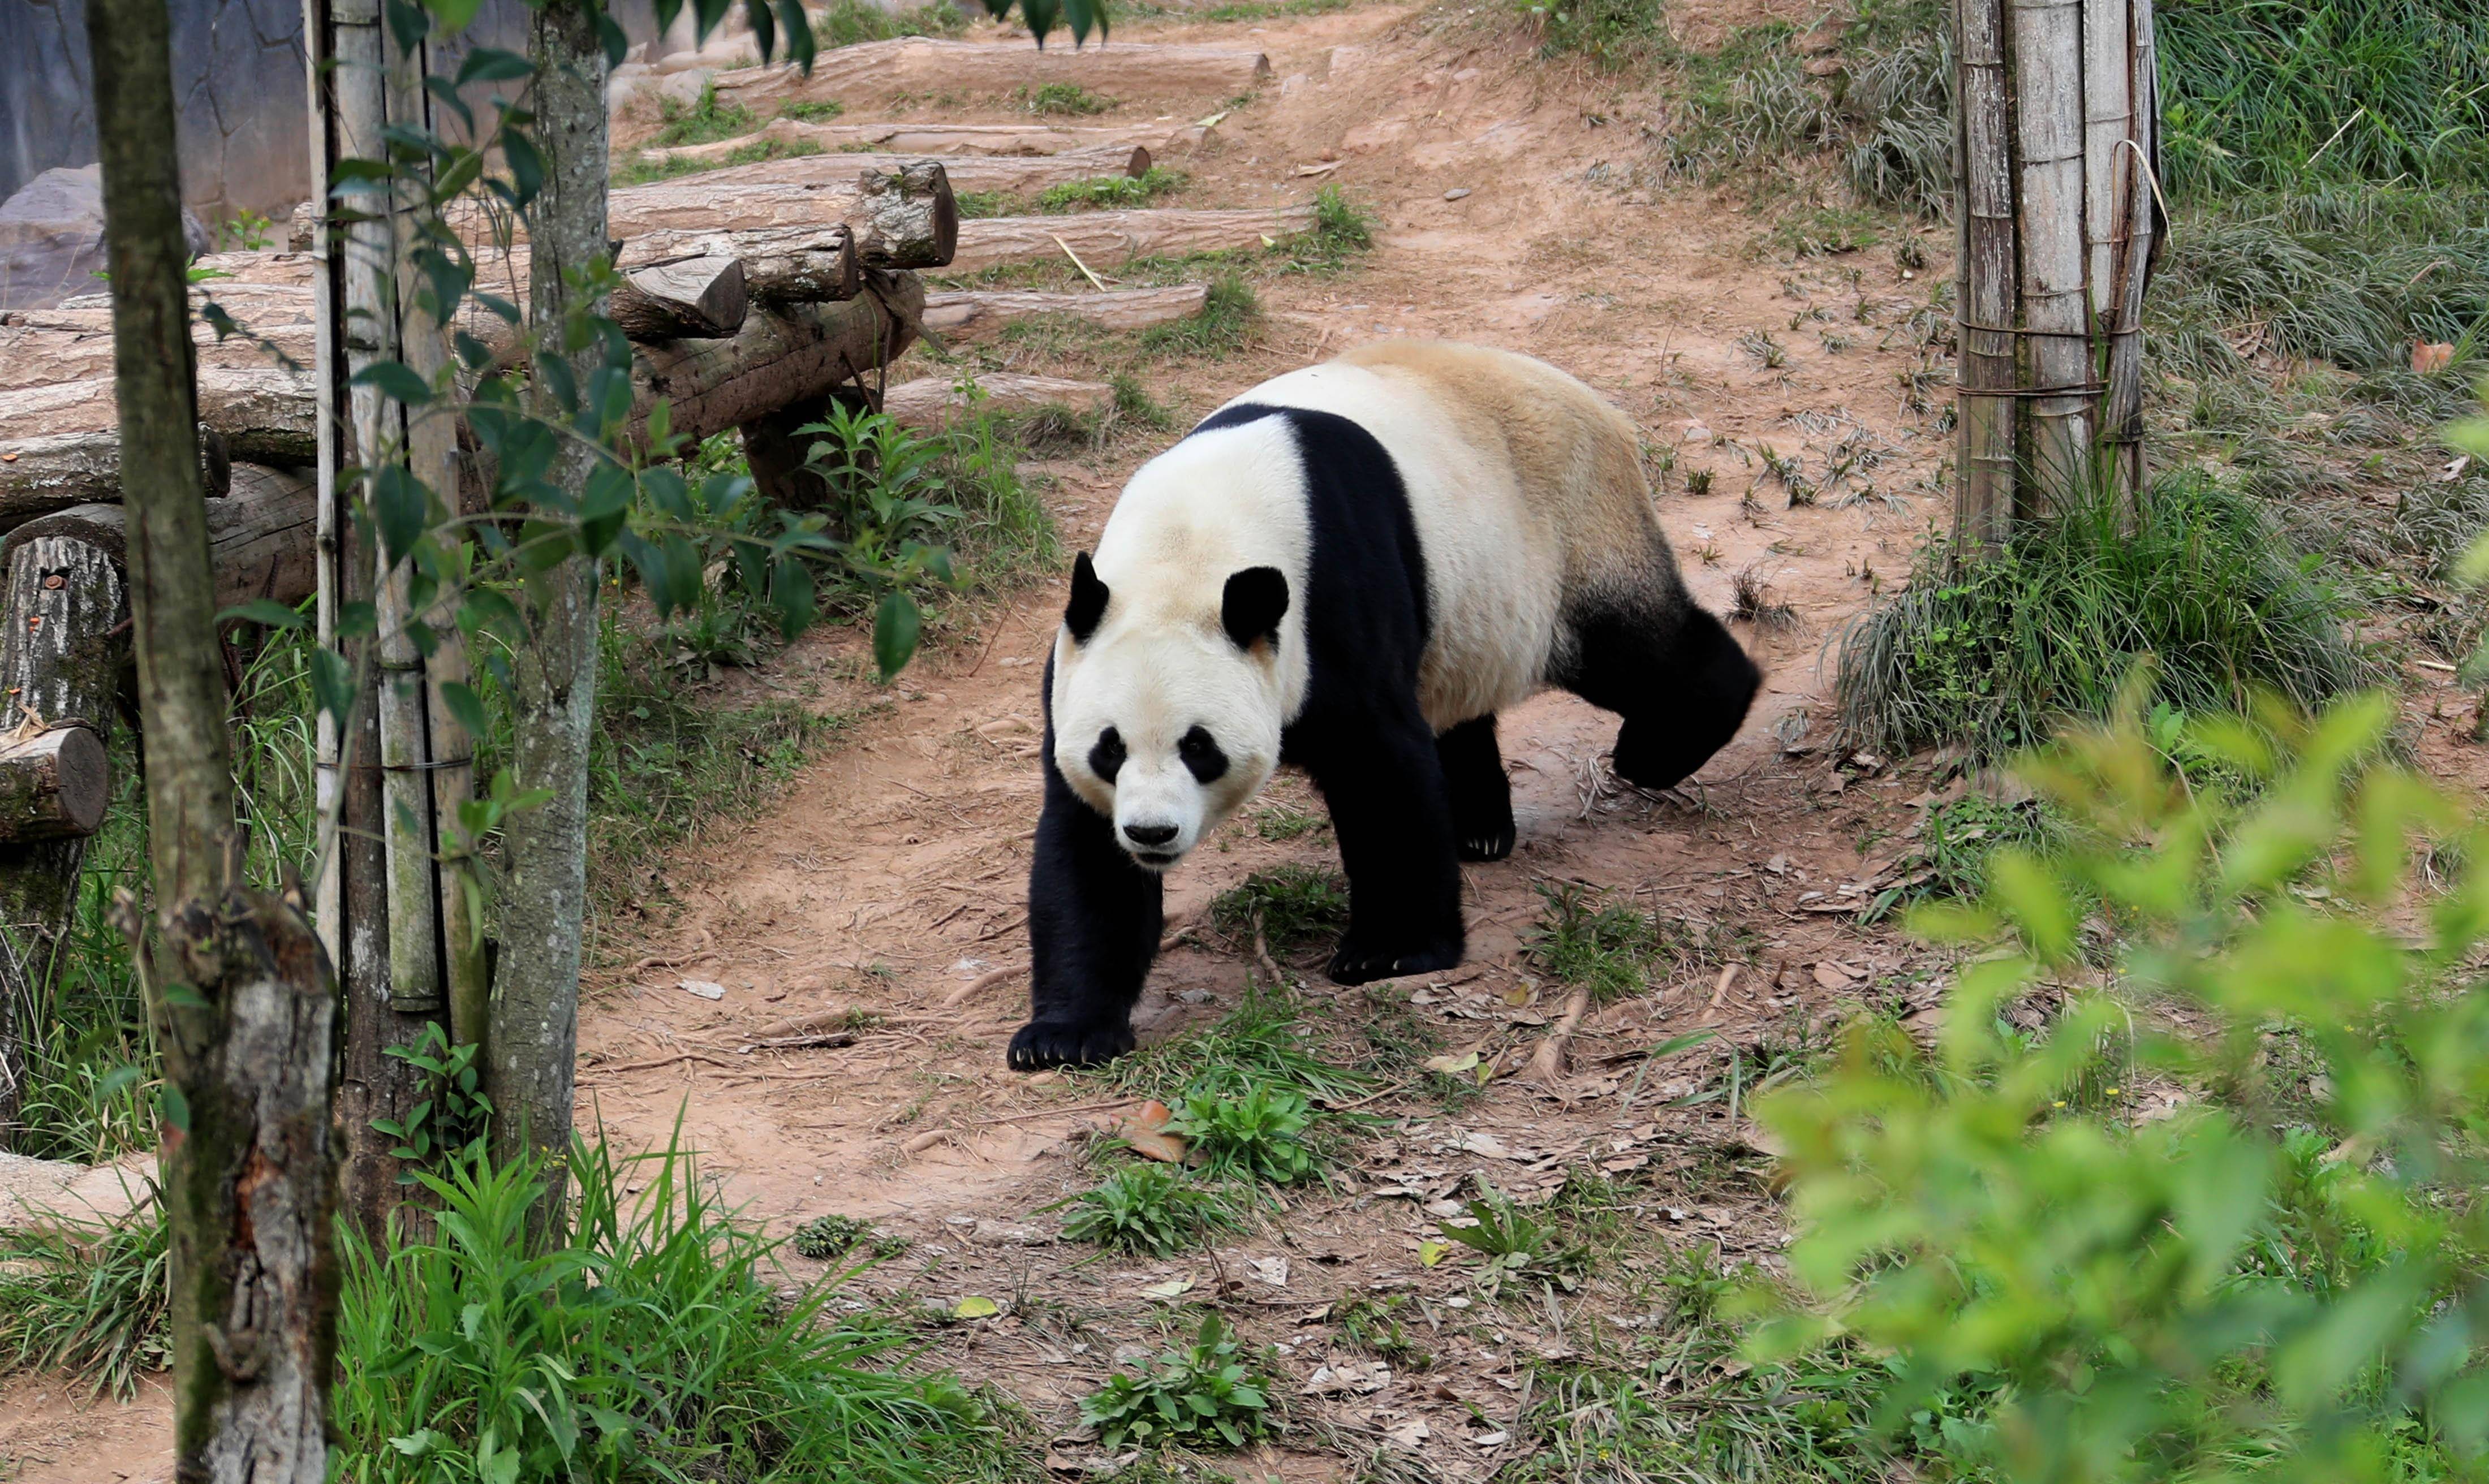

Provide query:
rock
left=1442, top=187, right=1472, bottom=201
left=0, top=1148, right=153, bottom=1231
left=1, top=165, right=210, bottom=312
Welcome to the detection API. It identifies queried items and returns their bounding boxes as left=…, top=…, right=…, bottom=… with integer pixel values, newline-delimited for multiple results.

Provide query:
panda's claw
left=1458, top=826, right=1516, bottom=862
left=1007, top=1017, right=1137, bottom=1071
left=1325, top=933, right=1463, bottom=986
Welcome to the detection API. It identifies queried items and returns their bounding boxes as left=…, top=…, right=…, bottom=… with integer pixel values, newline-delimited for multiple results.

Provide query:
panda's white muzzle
left=1113, top=763, right=1201, bottom=872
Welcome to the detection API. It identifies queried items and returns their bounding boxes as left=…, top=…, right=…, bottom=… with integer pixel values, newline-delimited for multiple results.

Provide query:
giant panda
left=1008, top=340, right=1760, bottom=1070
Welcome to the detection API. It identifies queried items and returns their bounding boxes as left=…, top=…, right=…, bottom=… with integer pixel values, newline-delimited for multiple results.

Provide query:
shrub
left=1165, top=1083, right=1317, bottom=1184
left=1057, top=1163, right=1242, bottom=1255
left=1079, top=1314, right=1274, bottom=1451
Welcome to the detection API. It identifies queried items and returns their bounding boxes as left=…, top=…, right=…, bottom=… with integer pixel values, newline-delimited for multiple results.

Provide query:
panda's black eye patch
left=1178, top=726, right=1228, bottom=784
left=1089, top=727, right=1127, bottom=783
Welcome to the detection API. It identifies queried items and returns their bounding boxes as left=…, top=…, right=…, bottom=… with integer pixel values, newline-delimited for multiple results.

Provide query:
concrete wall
left=0, top=0, right=678, bottom=230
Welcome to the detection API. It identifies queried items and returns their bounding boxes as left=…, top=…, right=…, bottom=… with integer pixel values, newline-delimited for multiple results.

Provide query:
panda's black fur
left=1010, top=351, right=1760, bottom=1071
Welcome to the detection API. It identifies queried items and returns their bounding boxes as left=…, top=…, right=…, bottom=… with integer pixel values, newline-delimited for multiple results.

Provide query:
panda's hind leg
left=1437, top=714, right=1515, bottom=862
left=1561, top=598, right=1762, bottom=792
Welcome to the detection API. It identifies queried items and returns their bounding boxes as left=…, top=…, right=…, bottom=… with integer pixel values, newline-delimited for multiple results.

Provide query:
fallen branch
left=1521, top=985, right=1594, bottom=1084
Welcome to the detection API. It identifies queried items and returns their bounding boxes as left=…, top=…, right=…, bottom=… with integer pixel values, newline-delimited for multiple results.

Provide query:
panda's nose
left=1123, top=822, right=1178, bottom=847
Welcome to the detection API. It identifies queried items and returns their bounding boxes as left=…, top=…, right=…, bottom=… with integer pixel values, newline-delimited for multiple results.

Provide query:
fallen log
left=948, top=204, right=1315, bottom=273
left=711, top=38, right=1272, bottom=108
left=0, top=317, right=315, bottom=391
left=923, top=283, right=1209, bottom=337
left=0, top=726, right=110, bottom=843
left=609, top=254, right=749, bottom=341
left=885, top=373, right=1113, bottom=429
left=630, top=273, right=925, bottom=447
left=0, top=428, right=231, bottom=529
left=1, top=463, right=320, bottom=612
left=631, top=226, right=860, bottom=308
left=6, top=368, right=316, bottom=468
left=694, top=119, right=1207, bottom=158
left=602, top=159, right=958, bottom=266
left=637, top=134, right=1153, bottom=195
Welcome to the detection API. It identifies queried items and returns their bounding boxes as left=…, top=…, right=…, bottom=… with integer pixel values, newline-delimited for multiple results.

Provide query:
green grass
left=1526, top=882, right=1704, bottom=1004
left=1250, top=802, right=1327, bottom=840
left=1835, top=471, right=2375, bottom=760
left=613, top=136, right=821, bottom=187
left=1056, top=1162, right=1244, bottom=1255
left=337, top=1133, right=1006, bottom=1483
left=1037, top=166, right=1188, bottom=213
left=1140, top=275, right=1260, bottom=359
left=811, top=0, right=969, bottom=46
left=778, top=98, right=846, bottom=122
left=1022, top=83, right=1116, bottom=116
left=645, top=80, right=762, bottom=149
left=1281, top=184, right=1375, bottom=274
left=1209, top=864, right=1349, bottom=959
left=1858, top=793, right=2064, bottom=924
left=1078, top=983, right=1375, bottom=1107
left=0, top=1206, right=169, bottom=1399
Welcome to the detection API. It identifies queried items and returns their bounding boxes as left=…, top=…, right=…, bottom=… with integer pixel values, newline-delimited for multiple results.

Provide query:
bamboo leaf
left=453, top=46, right=531, bottom=86
left=352, top=359, right=434, bottom=407
left=873, top=589, right=921, bottom=681
left=220, top=599, right=308, bottom=629
left=312, top=649, right=357, bottom=729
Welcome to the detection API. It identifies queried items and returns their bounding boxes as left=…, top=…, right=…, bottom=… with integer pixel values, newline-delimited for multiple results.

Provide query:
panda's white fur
left=1052, top=340, right=1651, bottom=867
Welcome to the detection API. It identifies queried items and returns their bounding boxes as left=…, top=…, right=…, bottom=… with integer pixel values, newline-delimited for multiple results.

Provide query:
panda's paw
left=1325, top=931, right=1463, bottom=986
left=1007, top=1017, right=1137, bottom=1071
left=1457, top=823, right=1516, bottom=862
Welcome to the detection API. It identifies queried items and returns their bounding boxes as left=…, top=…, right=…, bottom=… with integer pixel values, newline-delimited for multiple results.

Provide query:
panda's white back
left=1213, top=350, right=1573, bottom=730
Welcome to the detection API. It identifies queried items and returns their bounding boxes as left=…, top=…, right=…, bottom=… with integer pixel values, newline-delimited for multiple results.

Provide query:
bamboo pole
left=2099, top=0, right=2160, bottom=497
left=2009, top=0, right=2092, bottom=516
left=1953, top=0, right=2018, bottom=552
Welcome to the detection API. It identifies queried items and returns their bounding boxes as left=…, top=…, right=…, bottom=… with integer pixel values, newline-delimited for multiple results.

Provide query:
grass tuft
left=1836, top=472, right=2374, bottom=760
left=0, top=1205, right=169, bottom=1399
left=1209, top=865, right=1349, bottom=959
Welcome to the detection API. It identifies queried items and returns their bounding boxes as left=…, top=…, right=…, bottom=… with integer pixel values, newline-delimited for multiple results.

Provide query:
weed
left=369, top=1021, right=493, bottom=1180
left=614, top=136, right=821, bottom=186
left=1329, top=1289, right=1433, bottom=1368
left=1056, top=1163, right=1242, bottom=1255
left=336, top=1133, right=994, bottom=1482
left=1209, top=864, right=1349, bottom=959
left=1165, top=1083, right=1317, bottom=1184
left=1762, top=207, right=1883, bottom=258
left=0, top=1205, right=169, bottom=1398
left=1523, top=0, right=1668, bottom=70
left=779, top=98, right=846, bottom=122
left=1439, top=1190, right=1584, bottom=1298
left=1527, top=882, right=1682, bottom=1004
left=648, top=80, right=762, bottom=149
left=810, top=0, right=967, bottom=46
left=1038, top=166, right=1187, bottom=213
left=1685, top=468, right=1716, bottom=497
left=1079, top=1313, right=1273, bottom=1451
left=1861, top=793, right=2063, bottom=923
left=1022, top=83, right=1116, bottom=116
left=1729, top=564, right=1801, bottom=632
left=951, top=189, right=1016, bottom=220
left=1252, top=803, right=1327, bottom=840
left=1139, top=274, right=1261, bottom=359
left=1835, top=472, right=2372, bottom=759
left=792, top=1213, right=909, bottom=1261
left=1734, top=327, right=1788, bottom=369
left=1083, top=985, right=1375, bottom=1106
left=215, top=207, right=273, bottom=252
left=1282, top=184, right=1375, bottom=274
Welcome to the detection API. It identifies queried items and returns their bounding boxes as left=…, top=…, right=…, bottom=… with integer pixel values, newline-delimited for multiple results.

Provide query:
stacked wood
left=596, top=158, right=958, bottom=264
left=0, top=726, right=110, bottom=843
left=885, top=373, right=1113, bottom=429
left=609, top=256, right=749, bottom=341
left=1, top=463, right=319, bottom=612
left=0, top=428, right=231, bottom=526
left=633, top=274, right=925, bottom=447
left=950, top=203, right=1314, bottom=273
left=684, top=119, right=1207, bottom=158
left=632, top=226, right=862, bottom=308
left=710, top=38, right=1272, bottom=109
left=924, top=284, right=1209, bottom=338
left=7, top=368, right=316, bottom=468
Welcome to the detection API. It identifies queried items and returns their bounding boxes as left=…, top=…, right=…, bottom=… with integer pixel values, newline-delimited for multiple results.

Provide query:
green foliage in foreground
left=338, top=1134, right=994, bottom=1483
left=1756, top=694, right=2489, bottom=1483
left=1836, top=472, right=2370, bottom=760
left=0, top=1200, right=169, bottom=1399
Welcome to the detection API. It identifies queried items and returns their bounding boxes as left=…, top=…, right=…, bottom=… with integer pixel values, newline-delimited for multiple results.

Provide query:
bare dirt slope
left=6, top=2, right=1968, bottom=1477
left=569, top=5, right=1961, bottom=1479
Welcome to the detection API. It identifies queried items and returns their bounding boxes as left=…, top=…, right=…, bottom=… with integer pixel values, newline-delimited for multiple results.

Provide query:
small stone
left=1443, top=187, right=1472, bottom=201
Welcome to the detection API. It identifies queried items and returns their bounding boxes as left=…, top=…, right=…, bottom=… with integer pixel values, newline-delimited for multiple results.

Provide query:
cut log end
left=856, top=162, right=959, bottom=270
left=610, top=254, right=750, bottom=342
left=0, top=724, right=110, bottom=842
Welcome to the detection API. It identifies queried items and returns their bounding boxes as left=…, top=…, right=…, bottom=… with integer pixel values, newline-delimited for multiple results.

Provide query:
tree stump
left=0, top=534, right=128, bottom=1145
left=0, top=725, right=109, bottom=842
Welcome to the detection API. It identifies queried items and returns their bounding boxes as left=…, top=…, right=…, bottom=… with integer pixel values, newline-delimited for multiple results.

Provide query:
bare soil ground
left=3, top=1, right=1991, bottom=1476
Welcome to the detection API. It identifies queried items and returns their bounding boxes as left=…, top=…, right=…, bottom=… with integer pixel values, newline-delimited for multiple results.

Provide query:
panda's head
left=1050, top=551, right=1291, bottom=872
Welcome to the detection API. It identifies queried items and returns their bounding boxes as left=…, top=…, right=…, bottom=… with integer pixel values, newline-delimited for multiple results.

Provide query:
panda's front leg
left=1303, top=708, right=1467, bottom=985
left=1013, top=750, right=1162, bottom=1070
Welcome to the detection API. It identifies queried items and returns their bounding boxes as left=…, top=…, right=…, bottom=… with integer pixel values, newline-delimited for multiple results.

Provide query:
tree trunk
left=2010, top=0, right=2092, bottom=511
left=0, top=429, right=231, bottom=526
left=629, top=278, right=923, bottom=446
left=90, top=1, right=338, bottom=1478
left=636, top=136, right=1151, bottom=195
left=884, top=373, right=1114, bottom=429
left=0, top=537, right=126, bottom=1146
left=489, top=0, right=609, bottom=1238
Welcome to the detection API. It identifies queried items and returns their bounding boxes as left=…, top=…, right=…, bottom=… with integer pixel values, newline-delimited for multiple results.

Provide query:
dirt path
left=574, top=5, right=1961, bottom=1478
left=5, top=3, right=1969, bottom=1477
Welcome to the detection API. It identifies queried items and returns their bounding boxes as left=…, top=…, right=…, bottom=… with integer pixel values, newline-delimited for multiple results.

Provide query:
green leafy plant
left=1165, top=1083, right=1317, bottom=1184
left=796, top=399, right=971, bottom=680
left=791, top=1213, right=908, bottom=1261
left=368, top=1020, right=493, bottom=1180
left=1284, top=184, right=1373, bottom=273
left=1079, top=1314, right=1273, bottom=1451
left=647, top=80, right=761, bottom=148
left=1527, top=881, right=1701, bottom=1004
left=1140, top=274, right=1260, bottom=359
left=779, top=98, right=846, bottom=122
left=1082, top=984, right=1374, bottom=1106
left=1439, top=1190, right=1583, bottom=1299
left=1755, top=692, right=2489, bottom=1482
left=1329, top=1289, right=1431, bottom=1368
left=1022, top=82, right=1116, bottom=115
left=1056, top=1163, right=1241, bottom=1255
left=1038, top=166, right=1186, bottom=212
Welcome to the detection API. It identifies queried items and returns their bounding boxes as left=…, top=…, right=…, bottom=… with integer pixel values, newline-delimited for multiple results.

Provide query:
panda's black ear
left=1065, top=551, right=1109, bottom=642
left=1221, top=567, right=1289, bottom=651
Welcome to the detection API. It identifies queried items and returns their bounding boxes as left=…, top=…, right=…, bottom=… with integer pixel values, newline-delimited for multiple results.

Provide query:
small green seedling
left=1056, top=1164, right=1239, bottom=1256
left=1165, top=1084, right=1317, bottom=1184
